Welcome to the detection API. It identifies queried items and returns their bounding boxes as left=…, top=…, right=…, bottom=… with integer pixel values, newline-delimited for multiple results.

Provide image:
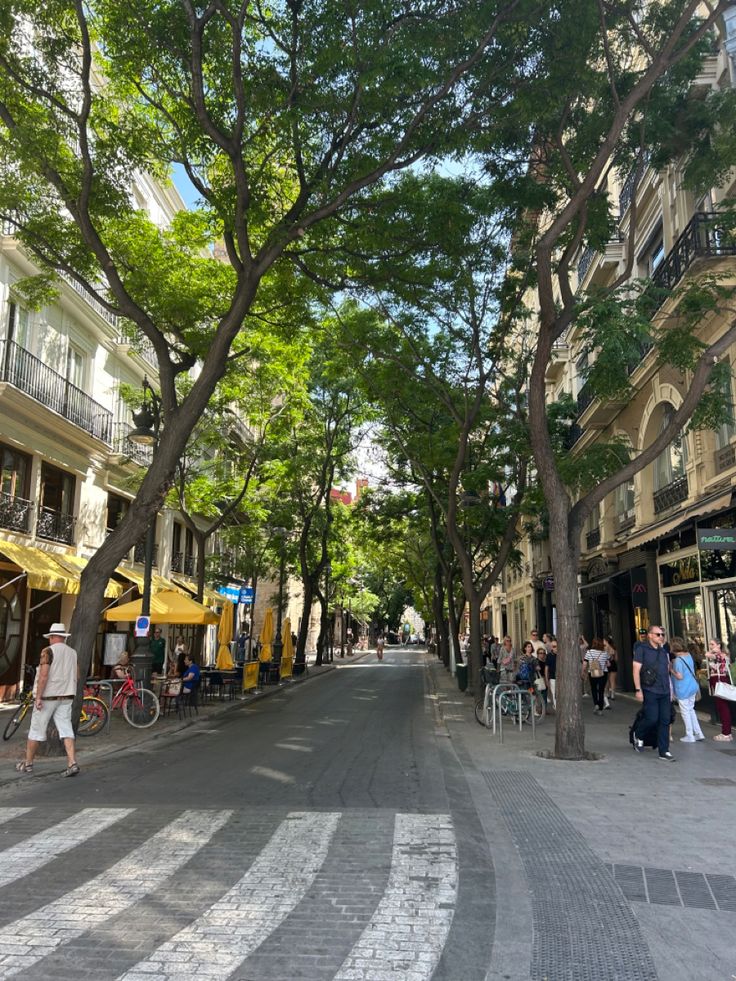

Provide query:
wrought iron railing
left=576, top=380, right=594, bottom=416
left=59, top=272, right=120, bottom=328
left=577, top=245, right=597, bottom=285
left=585, top=528, right=601, bottom=550
left=653, top=475, right=688, bottom=515
left=111, top=421, right=154, bottom=467
left=171, top=551, right=195, bottom=576
left=563, top=423, right=584, bottom=449
left=615, top=508, right=636, bottom=533
left=133, top=540, right=159, bottom=567
left=647, top=212, right=736, bottom=312
left=0, top=340, right=112, bottom=444
left=36, top=506, right=76, bottom=545
left=0, top=491, right=33, bottom=533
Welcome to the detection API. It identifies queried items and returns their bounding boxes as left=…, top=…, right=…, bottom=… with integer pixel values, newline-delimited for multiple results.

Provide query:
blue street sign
left=217, top=585, right=240, bottom=601
left=238, top=587, right=254, bottom=603
left=135, top=615, right=151, bottom=638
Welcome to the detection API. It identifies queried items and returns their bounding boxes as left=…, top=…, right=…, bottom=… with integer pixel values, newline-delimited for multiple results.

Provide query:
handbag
left=534, top=676, right=547, bottom=691
left=714, top=681, right=736, bottom=703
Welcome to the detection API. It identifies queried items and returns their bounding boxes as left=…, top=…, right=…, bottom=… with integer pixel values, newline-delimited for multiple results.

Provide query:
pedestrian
left=526, top=628, right=540, bottom=651
left=112, top=651, right=132, bottom=680
left=499, top=635, right=516, bottom=681
left=174, top=636, right=188, bottom=676
left=516, top=641, right=536, bottom=685
left=704, top=638, right=733, bottom=742
left=604, top=637, right=618, bottom=701
left=632, top=625, right=675, bottom=761
left=535, top=646, right=548, bottom=705
left=149, top=627, right=166, bottom=675
left=489, top=636, right=502, bottom=668
left=669, top=636, right=704, bottom=743
left=15, top=623, right=80, bottom=777
left=376, top=634, right=385, bottom=661
left=582, top=637, right=610, bottom=715
left=545, top=637, right=558, bottom=710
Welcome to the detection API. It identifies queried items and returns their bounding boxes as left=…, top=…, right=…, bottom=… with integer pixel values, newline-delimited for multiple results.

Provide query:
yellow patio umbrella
left=215, top=599, right=235, bottom=669
left=259, top=608, right=274, bottom=662
left=282, top=618, right=294, bottom=659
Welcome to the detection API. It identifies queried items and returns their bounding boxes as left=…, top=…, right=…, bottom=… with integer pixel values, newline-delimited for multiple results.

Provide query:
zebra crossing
left=0, top=806, right=458, bottom=981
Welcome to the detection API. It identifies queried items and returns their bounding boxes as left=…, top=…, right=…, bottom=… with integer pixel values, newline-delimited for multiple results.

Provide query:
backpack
left=517, top=658, right=533, bottom=682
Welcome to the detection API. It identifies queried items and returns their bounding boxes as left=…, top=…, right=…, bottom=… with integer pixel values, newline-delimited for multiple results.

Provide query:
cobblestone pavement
left=0, top=648, right=492, bottom=981
left=0, top=650, right=730, bottom=980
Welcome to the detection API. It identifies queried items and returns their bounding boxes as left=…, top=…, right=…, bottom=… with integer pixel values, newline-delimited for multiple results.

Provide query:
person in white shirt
left=15, top=623, right=80, bottom=777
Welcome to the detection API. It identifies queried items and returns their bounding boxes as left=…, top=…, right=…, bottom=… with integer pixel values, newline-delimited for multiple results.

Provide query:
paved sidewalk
left=426, top=654, right=736, bottom=981
left=0, top=653, right=355, bottom=784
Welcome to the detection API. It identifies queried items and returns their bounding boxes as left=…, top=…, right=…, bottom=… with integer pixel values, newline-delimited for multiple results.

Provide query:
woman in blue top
left=670, top=637, right=704, bottom=743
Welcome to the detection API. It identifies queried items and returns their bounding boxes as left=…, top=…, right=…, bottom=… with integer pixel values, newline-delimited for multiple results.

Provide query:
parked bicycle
left=109, top=672, right=160, bottom=728
left=3, top=688, right=109, bottom=740
left=474, top=668, right=544, bottom=727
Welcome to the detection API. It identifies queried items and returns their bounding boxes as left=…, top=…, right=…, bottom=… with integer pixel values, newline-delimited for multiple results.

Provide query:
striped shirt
left=584, top=650, right=610, bottom=674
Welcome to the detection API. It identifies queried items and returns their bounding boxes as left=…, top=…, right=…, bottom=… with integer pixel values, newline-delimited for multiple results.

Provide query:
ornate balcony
left=133, top=540, right=159, bottom=567
left=0, top=340, right=112, bottom=444
left=0, top=491, right=33, bottom=534
left=171, top=551, right=195, bottom=576
left=647, top=212, right=736, bottom=313
left=653, top=475, right=688, bottom=515
left=585, top=528, right=601, bottom=550
left=111, top=422, right=154, bottom=467
left=36, top=506, right=76, bottom=545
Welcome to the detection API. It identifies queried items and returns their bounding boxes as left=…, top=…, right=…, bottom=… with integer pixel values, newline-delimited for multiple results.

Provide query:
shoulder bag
left=714, top=680, right=736, bottom=703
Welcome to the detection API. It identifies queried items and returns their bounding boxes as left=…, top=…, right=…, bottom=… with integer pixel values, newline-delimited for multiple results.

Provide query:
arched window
left=653, top=402, right=687, bottom=490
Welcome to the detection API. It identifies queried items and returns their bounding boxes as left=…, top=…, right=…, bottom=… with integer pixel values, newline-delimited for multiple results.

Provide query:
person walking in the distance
left=633, top=625, right=675, bottom=761
left=15, top=623, right=80, bottom=777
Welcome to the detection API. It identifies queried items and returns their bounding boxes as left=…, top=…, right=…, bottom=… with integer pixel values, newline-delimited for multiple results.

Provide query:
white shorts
left=28, top=699, right=75, bottom=742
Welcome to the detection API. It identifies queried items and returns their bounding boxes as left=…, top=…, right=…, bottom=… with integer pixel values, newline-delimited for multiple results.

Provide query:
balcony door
left=37, top=463, right=76, bottom=544
left=0, top=444, right=32, bottom=533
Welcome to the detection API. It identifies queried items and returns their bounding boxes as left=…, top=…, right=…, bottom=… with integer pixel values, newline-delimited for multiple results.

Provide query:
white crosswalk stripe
left=334, top=813, right=457, bottom=981
left=0, top=809, right=31, bottom=826
left=117, top=810, right=341, bottom=981
left=0, top=808, right=131, bottom=889
left=0, top=809, right=231, bottom=979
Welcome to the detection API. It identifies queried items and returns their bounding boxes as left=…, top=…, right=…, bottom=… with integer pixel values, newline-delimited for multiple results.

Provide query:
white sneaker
left=679, top=735, right=696, bottom=743
left=604, top=697, right=611, bottom=710
left=695, top=734, right=705, bottom=741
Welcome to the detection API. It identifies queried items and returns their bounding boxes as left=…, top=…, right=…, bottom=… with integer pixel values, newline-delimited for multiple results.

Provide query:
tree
left=497, top=0, right=736, bottom=758
left=0, top=0, right=543, bottom=681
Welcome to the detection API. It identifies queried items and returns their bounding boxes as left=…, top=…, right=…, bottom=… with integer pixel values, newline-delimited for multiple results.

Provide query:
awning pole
left=101, top=584, right=136, bottom=613
left=0, top=572, right=28, bottom=592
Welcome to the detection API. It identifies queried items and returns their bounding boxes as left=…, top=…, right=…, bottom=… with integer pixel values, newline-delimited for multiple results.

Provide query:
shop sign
left=217, top=584, right=241, bottom=601
left=697, top=527, right=736, bottom=551
left=631, top=567, right=648, bottom=606
left=659, top=555, right=699, bottom=589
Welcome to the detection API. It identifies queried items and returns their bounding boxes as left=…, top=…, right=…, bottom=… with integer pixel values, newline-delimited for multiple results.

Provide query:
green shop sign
left=697, top=528, right=736, bottom=551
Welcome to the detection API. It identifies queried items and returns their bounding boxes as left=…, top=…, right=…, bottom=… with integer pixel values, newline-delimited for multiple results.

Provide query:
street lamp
left=128, top=377, right=161, bottom=686
left=324, top=561, right=332, bottom=663
left=271, top=527, right=288, bottom=664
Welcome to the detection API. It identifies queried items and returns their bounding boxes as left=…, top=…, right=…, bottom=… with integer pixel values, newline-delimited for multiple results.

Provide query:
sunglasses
left=653, top=631, right=665, bottom=637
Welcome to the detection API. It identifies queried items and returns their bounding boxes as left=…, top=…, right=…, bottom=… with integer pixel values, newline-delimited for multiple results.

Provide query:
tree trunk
left=548, top=508, right=586, bottom=760
left=192, top=529, right=208, bottom=661
left=296, top=574, right=315, bottom=663
left=446, top=572, right=461, bottom=673
left=467, top=595, right=483, bottom=695
left=314, top=588, right=327, bottom=664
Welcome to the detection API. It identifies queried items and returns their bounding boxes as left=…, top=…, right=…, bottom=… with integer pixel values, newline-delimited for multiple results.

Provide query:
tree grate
left=482, top=770, right=658, bottom=981
left=608, top=864, right=736, bottom=912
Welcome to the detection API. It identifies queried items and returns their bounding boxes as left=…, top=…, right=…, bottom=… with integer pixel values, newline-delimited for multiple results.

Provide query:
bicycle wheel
left=3, top=699, right=30, bottom=741
left=78, top=697, right=109, bottom=736
left=498, top=691, right=520, bottom=720
left=122, top=688, right=160, bottom=728
left=474, top=698, right=487, bottom=726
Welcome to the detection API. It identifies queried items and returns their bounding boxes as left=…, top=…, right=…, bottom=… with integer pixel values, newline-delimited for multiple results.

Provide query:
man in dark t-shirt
left=633, top=625, right=673, bottom=761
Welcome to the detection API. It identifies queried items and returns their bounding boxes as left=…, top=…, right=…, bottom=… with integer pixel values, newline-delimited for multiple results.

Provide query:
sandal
left=61, top=762, right=80, bottom=777
left=14, top=761, right=33, bottom=774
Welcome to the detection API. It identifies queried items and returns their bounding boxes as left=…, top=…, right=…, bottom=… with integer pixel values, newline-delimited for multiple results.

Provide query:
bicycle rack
left=489, top=682, right=520, bottom=734
left=492, top=683, right=536, bottom=744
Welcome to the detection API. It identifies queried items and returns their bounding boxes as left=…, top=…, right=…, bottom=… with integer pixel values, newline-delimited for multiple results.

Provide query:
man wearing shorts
left=15, top=622, right=80, bottom=777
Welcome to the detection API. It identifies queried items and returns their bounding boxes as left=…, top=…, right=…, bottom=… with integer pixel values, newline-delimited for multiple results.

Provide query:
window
left=106, top=493, right=129, bottom=534
left=66, top=344, right=85, bottom=389
left=615, top=479, right=635, bottom=519
left=653, top=403, right=687, bottom=490
left=0, top=444, right=31, bottom=501
left=715, top=360, right=736, bottom=449
left=39, top=463, right=75, bottom=516
left=650, top=238, right=665, bottom=274
left=6, top=301, right=30, bottom=350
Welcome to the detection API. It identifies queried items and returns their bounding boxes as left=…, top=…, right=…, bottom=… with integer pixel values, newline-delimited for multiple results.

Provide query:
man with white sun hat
left=15, top=623, right=80, bottom=778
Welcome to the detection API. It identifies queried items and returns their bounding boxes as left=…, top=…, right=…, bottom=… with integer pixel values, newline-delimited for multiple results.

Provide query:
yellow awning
left=0, top=537, right=79, bottom=594
left=115, top=566, right=188, bottom=596
left=50, top=552, right=123, bottom=599
left=169, top=574, right=223, bottom=608
left=103, top=589, right=219, bottom=625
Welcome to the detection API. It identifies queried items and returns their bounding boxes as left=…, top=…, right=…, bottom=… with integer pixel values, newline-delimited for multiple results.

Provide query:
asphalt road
left=0, top=648, right=494, bottom=981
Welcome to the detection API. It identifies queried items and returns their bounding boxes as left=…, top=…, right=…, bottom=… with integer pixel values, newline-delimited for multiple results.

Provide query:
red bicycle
left=110, top=672, right=160, bottom=728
